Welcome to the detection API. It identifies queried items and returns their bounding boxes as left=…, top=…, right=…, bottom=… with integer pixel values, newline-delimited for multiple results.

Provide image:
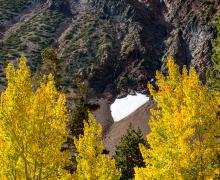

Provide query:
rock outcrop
left=162, top=0, right=219, bottom=80
left=47, top=0, right=72, bottom=15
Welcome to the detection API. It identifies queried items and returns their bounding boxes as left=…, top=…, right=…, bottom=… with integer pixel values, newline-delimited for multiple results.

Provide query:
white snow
left=110, top=93, right=149, bottom=122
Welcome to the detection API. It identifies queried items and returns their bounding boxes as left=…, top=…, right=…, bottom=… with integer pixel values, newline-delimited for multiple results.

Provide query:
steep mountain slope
left=59, top=0, right=168, bottom=98
left=0, top=0, right=69, bottom=86
left=0, top=0, right=219, bottom=97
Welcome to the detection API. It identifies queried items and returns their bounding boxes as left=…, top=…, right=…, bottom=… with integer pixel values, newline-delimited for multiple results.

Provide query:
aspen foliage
left=135, top=56, right=220, bottom=179
left=73, top=113, right=121, bottom=180
left=0, top=55, right=70, bottom=179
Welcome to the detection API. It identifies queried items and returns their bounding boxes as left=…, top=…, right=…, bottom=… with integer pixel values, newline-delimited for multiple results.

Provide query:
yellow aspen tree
left=0, top=55, right=70, bottom=179
left=73, top=113, right=121, bottom=180
left=135, top=56, right=220, bottom=180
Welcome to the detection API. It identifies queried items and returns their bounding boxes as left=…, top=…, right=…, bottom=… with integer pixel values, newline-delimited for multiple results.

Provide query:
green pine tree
left=41, top=48, right=62, bottom=89
left=206, top=14, right=220, bottom=90
left=114, top=124, right=149, bottom=180
left=67, top=80, right=99, bottom=172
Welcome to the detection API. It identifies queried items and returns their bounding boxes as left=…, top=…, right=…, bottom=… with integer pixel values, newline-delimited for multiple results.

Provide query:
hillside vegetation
left=0, top=7, right=64, bottom=86
left=0, top=0, right=33, bottom=24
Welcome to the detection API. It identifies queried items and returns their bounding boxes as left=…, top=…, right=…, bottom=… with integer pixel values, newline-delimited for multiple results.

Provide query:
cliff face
left=162, top=0, right=219, bottom=80
left=0, top=0, right=219, bottom=97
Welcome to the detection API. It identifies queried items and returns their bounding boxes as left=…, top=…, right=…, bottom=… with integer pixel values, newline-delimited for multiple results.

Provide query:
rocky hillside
left=0, top=0, right=219, bottom=98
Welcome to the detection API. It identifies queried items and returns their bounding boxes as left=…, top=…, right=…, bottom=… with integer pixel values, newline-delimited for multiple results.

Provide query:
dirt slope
left=102, top=100, right=155, bottom=156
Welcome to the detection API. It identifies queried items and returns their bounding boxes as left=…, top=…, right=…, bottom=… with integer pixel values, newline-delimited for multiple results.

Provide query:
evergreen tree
left=64, top=80, right=99, bottom=173
left=70, top=80, right=99, bottom=138
left=66, top=81, right=90, bottom=172
left=73, top=113, right=121, bottom=180
left=41, top=48, right=62, bottom=89
left=114, top=124, right=149, bottom=180
left=70, top=80, right=90, bottom=137
left=135, top=56, right=220, bottom=179
left=0, top=56, right=70, bottom=179
left=206, top=14, right=220, bottom=90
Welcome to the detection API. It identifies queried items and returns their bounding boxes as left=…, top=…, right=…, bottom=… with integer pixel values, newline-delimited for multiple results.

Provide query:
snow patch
left=110, top=93, right=149, bottom=122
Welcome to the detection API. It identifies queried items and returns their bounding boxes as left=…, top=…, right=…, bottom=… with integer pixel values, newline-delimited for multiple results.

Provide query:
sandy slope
left=102, top=100, right=155, bottom=156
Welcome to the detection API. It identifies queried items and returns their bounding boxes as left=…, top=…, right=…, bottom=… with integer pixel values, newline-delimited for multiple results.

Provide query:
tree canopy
left=135, top=56, right=220, bottom=179
left=73, top=113, right=121, bottom=180
left=0, top=55, right=70, bottom=179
